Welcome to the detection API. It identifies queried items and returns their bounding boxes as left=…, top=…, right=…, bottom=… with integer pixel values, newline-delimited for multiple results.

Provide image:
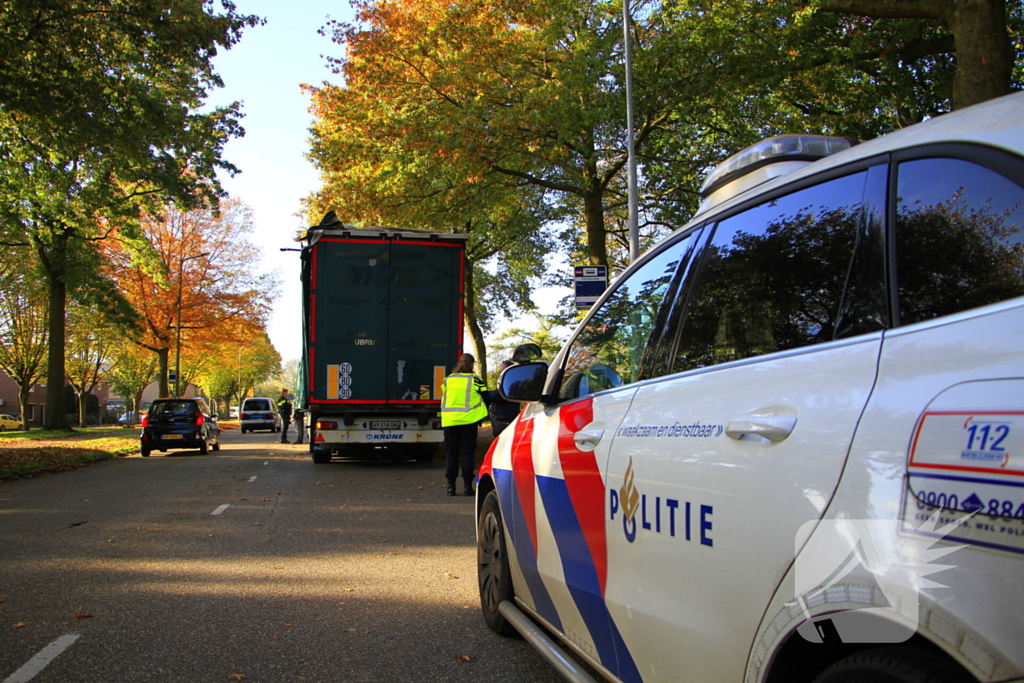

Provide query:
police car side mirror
left=499, top=362, right=548, bottom=403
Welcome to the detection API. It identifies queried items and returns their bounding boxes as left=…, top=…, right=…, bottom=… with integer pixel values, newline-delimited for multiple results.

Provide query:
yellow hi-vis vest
left=440, top=373, right=488, bottom=427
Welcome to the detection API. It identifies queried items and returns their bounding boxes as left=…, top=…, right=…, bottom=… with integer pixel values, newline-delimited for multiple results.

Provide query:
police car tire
left=140, top=448, right=150, bottom=457
left=478, top=491, right=517, bottom=637
left=811, top=646, right=972, bottom=683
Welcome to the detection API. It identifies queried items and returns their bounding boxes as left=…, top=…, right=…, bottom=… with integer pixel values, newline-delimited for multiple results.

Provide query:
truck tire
left=478, top=490, right=517, bottom=636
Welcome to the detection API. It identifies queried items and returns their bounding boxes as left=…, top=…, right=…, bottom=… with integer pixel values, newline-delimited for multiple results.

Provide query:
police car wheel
left=478, top=491, right=517, bottom=636
left=140, top=448, right=150, bottom=458
left=811, top=646, right=972, bottom=683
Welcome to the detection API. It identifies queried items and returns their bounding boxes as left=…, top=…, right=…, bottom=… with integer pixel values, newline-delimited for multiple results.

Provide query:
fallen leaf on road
left=107, top=538, right=116, bottom=543
left=417, top=486, right=424, bottom=490
left=251, top=523, right=262, bottom=526
left=262, top=498, right=272, bottom=502
left=445, top=573, right=460, bottom=579
left=312, top=529, right=322, bottom=534
left=12, top=622, right=28, bottom=628
left=344, top=588, right=355, bottom=592
left=228, top=675, right=247, bottom=681
left=206, top=534, right=215, bottom=538
left=376, top=539, right=388, bottom=543
left=456, top=655, right=476, bottom=662
left=372, top=554, right=383, bottom=558
left=74, top=610, right=93, bottom=619
left=283, top=624, right=293, bottom=627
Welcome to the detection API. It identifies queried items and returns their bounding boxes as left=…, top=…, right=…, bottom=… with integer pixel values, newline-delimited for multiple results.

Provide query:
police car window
left=896, top=158, right=1024, bottom=326
left=673, top=170, right=885, bottom=372
left=558, top=244, right=685, bottom=401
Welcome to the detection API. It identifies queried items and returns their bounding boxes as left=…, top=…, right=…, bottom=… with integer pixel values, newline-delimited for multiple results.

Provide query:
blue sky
left=209, top=0, right=352, bottom=364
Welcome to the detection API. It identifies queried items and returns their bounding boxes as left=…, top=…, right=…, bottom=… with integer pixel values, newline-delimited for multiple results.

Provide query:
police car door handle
left=725, top=416, right=796, bottom=442
left=573, top=429, right=604, bottom=451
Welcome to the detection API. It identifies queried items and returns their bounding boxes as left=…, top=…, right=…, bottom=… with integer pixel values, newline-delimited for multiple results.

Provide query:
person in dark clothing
left=488, top=360, right=521, bottom=438
left=294, top=408, right=305, bottom=444
left=277, top=389, right=293, bottom=444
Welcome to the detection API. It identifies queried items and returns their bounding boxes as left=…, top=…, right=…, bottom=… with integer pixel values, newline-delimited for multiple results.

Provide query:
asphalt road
left=0, top=428, right=563, bottom=683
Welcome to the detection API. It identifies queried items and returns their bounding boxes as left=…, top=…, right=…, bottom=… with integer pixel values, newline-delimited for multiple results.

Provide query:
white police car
left=476, top=91, right=1024, bottom=683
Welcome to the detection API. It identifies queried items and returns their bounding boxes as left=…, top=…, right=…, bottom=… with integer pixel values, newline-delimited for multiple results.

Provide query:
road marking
left=248, top=476, right=257, bottom=482
left=3, top=634, right=79, bottom=683
left=212, top=504, right=231, bottom=516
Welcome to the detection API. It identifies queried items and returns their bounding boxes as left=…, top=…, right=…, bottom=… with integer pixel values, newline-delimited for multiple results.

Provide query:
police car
left=476, top=91, right=1024, bottom=683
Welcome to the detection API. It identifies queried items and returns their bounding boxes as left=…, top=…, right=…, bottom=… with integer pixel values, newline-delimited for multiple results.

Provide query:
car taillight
left=317, top=420, right=338, bottom=430
left=141, top=414, right=149, bottom=428
left=240, top=413, right=250, bottom=420
left=195, top=412, right=205, bottom=426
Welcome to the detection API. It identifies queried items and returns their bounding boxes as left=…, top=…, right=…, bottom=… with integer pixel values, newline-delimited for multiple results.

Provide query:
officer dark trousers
left=444, top=423, right=478, bottom=495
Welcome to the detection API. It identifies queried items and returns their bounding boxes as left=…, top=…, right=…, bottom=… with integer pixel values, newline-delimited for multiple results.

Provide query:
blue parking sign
left=574, top=265, right=607, bottom=310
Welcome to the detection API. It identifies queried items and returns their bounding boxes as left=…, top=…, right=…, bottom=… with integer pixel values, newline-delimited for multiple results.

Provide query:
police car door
left=511, top=241, right=696, bottom=682
left=602, top=167, right=889, bottom=682
left=853, top=153, right=1024, bottom=659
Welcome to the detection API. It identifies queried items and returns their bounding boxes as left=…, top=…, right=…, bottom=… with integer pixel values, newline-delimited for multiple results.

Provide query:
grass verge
left=0, top=428, right=140, bottom=479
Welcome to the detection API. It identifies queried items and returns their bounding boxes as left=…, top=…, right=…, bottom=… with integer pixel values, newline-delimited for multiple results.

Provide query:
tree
left=109, top=200, right=278, bottom=397
left=0, top=1, right=260, bottom=431
left=0, top=261, right=47, bottom=428
left=310, top=0, right=686, bottom=268
left=812, top=0, right=1016, bottom=109
left=106, top=342, right=157, bottom=426
left=65, top=304, right=120, bottom=426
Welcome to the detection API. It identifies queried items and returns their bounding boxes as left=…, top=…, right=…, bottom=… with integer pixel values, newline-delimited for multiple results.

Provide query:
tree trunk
left=583, top=159, right=608, bottom=267
left=77, top=390, right=88, bottom=427
left=43, top=273, right=71, bottom=431
left=948, top=0, right=1013, bottom=109
left=462, top=262, right=489, bottom=382
left=157, top=347, right=170, bottom=398
left=18, top=386, right=31, bottom=431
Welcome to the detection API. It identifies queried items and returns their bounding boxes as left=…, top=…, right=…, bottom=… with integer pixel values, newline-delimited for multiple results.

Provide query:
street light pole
left=623, top=0, right=640, bottom=263
left=174, top=251, right=210, bottom=398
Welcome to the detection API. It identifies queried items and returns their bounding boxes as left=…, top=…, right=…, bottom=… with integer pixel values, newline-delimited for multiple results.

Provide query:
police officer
left=440, top=354, right=489, bottom=496
left=294, top=408, right=306, bottom=445
left=487, top=360, right=520, bottom=437
left=277, top=388, right=293, bottom=444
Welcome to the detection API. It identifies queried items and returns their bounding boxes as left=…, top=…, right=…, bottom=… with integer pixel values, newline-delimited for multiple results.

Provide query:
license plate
left=160, top=434, right=183, bottom=440
left=371, top=421, right=402, bottom=430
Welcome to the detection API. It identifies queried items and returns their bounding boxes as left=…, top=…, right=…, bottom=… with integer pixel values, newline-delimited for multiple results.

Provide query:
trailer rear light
left=317, top=420, right=338, bottom=430
left=431, top=420, right=441, bottom=429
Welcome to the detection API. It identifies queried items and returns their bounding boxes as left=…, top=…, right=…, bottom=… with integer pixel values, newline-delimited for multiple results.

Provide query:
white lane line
left=247, top=476, right=257, bottom=483
left=211, top=504, right=231, bottom=517
left=3, top=634, right=80, bottom=683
